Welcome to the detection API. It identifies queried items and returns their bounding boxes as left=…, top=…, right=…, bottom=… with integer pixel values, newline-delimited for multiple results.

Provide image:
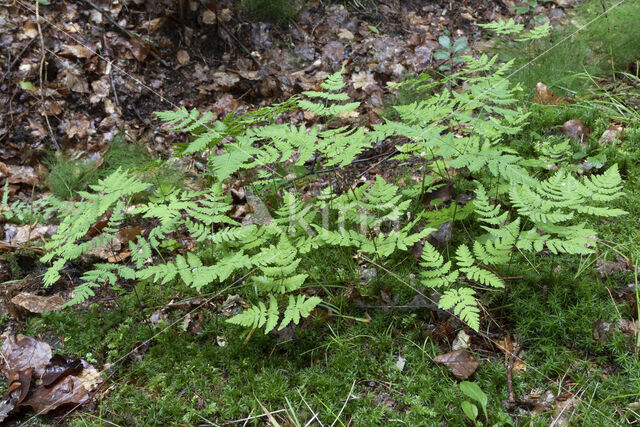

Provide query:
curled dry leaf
left=452, top=330, right=471, bottom=351
left=0, top=333, right=101, bottom=418
left=59, top=44, right=94, bottom=59
left=41, top=354, right=83, bottom=387
left=433, top=349, right=479, bottom=379
left=533, top=82, right=566, bottom=105
left=0, top=162, right=39, bottom=186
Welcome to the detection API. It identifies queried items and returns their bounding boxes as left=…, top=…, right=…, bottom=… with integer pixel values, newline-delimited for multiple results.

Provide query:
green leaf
left=19, top=81, right=36, bottom=91
left=460, top=382, right=488, bottom=408
left=461, top=401, right=478, bottom=420
left=434, top=50, right=451, bottom=60
left=438, top=35, right=451, bottom=50
left=368, top=25, right=379, bottom=34
left=452, top=38, right=469, bottom=53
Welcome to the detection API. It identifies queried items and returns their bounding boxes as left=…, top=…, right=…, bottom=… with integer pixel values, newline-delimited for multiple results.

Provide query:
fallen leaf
left=7, top=369, right=33, bottom=404
left=433, top=349, right=479, bottom=379
left=22, top=375, right=89, bottom=414
left=0, top=162, right=39, bottom=186
left=551, top=394, right=579, bottom=427
left=177, top=50, right=190, bottom=66
left=561, top=119, right=590, bottom=143
left=59, top=44, right=94, bottom=59
left=617, top=319, right=638, bottom=335
left=75, top=360, right=102, bottom=392
left=533, top=82, right=566, bottom=105
left=595, top=254, right=629, bottom=277
left=337, top=28, right=355, bottom=40
left=3, top=224, right=57, bottom=245
left=598, top=124, right=624, bottom=145
left=202, top=10, right=217, bottom=24
left=10, top=293, right=66, bottom=314
left=452, top=330, right=471, bottom=351
left=593, top=319, right=614, bottom=343
left=1, top=333, right=52, bottom=378
left=427, top=221, right=452, bottom=247
left=41, top=354, right=83, bottom=387
left=351, top=71, right=376, bottom=91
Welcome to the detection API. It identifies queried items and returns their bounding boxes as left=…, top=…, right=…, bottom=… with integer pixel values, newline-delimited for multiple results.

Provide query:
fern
left=39, top=47, right=629, bottom=339
left=227, top=295, right=280, bottom=333
left=420, top=242, right=459, bottom=288
left=439, top=288, right=480, bottom=331
left=279, top=295, right=321, bottom=330
left=477, top=19, right=524, bottom=35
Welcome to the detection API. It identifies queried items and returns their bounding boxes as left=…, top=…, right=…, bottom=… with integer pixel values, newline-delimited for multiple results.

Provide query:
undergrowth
left=10, top=4, right=640, bottom=425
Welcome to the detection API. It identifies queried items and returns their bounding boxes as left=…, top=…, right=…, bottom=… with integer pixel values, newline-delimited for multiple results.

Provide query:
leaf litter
left=0, top=331, right=102, bottom=420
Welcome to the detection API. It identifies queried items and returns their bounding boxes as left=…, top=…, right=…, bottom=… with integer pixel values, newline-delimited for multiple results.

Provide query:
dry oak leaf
left=433, top=349, right=479, bottom=379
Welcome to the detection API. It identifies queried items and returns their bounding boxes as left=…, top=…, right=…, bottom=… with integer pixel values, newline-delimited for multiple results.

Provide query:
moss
left=44, top=133, right=186, bottom=199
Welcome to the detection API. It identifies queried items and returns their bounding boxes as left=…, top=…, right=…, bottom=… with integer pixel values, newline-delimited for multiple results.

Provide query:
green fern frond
left=279, top=295, right=321, bottom=330
left=420, top=242, right=459, bottom=288
left=478, top=19, right=524, bottom=35
left=439, top=288, right=480, bottom=331
left=227, top=295, right=280, bottom=333
left=472, top=184, right=508, bottom=226
left=516, top=23, right=551, bottom=41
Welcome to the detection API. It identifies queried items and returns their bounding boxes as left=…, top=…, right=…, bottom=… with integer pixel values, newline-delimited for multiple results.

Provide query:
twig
left=217, top=21, right=262, bottom=70
left=34, top=0, right=59, bottom=150
left=102, top=31, right=120, bottom=108
left=505, top=345, right=520, bottom=406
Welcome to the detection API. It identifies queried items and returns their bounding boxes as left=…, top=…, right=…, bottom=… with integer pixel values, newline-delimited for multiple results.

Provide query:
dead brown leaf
left=10, top=293, right=66, bottom=314
left=41, top=354, right=83, bottom=387
left=22, top=375, right=89, bottom=415
left=561, top=119, right=590, bottom=143
left=1, top=333, right=52, bottom=377
left=0, top=162, right=39, bottom=186
left=595, top=254, right=630, bottom=277
left=533, top=82, right=566, bottom=105
left=433, top=349, right=479, bottom=379
left=59, top=44, right=94, bottom=59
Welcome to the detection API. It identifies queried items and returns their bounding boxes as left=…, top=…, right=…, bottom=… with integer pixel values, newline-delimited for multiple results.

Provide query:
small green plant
left=433, top=33, right=469, bottom=71
left=509, top=0, right=553, bottom=24
left=459, top=381, right=488, bottom=426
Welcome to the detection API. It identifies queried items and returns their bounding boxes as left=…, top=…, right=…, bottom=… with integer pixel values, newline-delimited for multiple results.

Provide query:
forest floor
left=1, top=0, right=640, bottom=425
